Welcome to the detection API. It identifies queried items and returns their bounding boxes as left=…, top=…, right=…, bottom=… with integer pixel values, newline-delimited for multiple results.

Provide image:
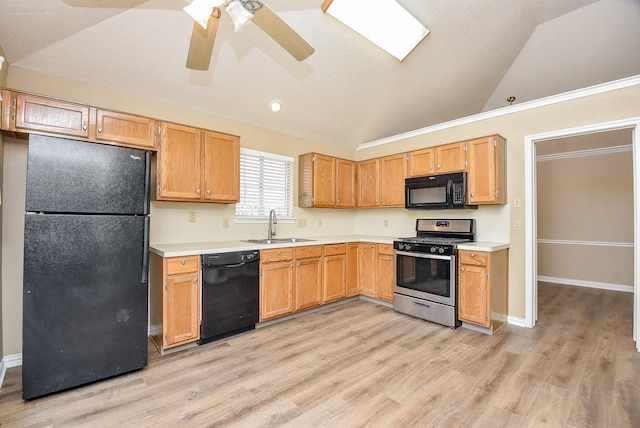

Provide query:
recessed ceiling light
left=269, top=100, right=282, bottom=112
left=322, top=0, right=430, bottom=61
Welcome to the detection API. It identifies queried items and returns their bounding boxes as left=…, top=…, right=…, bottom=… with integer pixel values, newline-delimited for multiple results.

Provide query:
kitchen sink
left=243, top=238, right=316, bottom=245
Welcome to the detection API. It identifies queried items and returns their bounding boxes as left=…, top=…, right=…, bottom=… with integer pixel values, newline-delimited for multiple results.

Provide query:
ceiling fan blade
left=186, top=13, right=220, bottom=71
left=251, top=4, right=314, bottom=61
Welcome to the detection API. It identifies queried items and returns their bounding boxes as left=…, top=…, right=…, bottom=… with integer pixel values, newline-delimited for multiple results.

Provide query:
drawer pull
left=181, top=259, right=186, bottom=265
left=470, top=253, right=475, bottom=258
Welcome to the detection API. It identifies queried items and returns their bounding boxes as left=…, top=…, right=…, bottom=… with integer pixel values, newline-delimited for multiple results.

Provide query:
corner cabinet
left=467, top=135, right=506, bottom=205
left=298, top=153, right=355, bottom=208
left=457, top=249, right=509, bottom=333
left=155, top=122, right=240, bottom=203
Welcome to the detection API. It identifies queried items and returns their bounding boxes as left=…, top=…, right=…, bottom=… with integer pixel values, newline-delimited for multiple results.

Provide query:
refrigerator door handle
left=143, top=151, right=151, bottom=215
left=142, top=216, right=150, bottom=284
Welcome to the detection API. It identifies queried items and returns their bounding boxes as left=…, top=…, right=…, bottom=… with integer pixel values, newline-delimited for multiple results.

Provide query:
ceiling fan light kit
left=184, top=0, right=314, bottom=70
left=322, top=0, right=430, bottom=61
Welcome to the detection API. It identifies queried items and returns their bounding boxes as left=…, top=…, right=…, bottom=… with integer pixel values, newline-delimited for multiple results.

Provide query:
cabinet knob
left=437, top=165, right=441, bottom=169
left=207, top=189, right=211, bottom=195
left=82, top=125, right=87, bottom=131
left=461, top=266, right=465, bottom=272
left=181, top=259, right=186, bottom=265
left=196, top=188, right=201, bottom=194
left=97, top=128, right=103, bottom=133
left=193, top=277, right=197, bottom=283
left=470, top=193, right=474, bottom=197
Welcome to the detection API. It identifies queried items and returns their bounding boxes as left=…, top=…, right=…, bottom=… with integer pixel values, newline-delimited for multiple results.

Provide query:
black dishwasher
left=199, top=250, right=260, bottom=345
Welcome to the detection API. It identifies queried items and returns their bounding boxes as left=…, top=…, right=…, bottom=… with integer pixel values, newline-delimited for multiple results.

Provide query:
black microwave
left=405, top=172, right=477, bottom=210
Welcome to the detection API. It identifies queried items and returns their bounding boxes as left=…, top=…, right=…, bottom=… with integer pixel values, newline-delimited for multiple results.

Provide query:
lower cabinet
left=376, top=244, right=395, bottom=302
left=295, top=245, right=324, bottom=311
left=358, top=243, right=377, bottom=297
left=458, top=249, right=509, bottom=332
left=259, top=248, right=295, bottom=322
left=323, top=244, right=347, bottom=303
left=150, top=254, right=201, bottom=351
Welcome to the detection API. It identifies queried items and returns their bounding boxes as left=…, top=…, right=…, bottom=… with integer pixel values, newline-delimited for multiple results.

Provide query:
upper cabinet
left=93, top=108, right=156, bottom=150
left=299, top=153, right=355, bottom=208
left=435, top=141, right=466, bottom=173
left=155, top=122, right=240, bottom=203
left=467, top=135, right=506, bottom=205
left=406, top=148, right=434, bottom=177
left=1, top=90, right=157, bottom=150
left=379, top=153, right=407, bottom=207
left=356, top=158, right=380, bottom=208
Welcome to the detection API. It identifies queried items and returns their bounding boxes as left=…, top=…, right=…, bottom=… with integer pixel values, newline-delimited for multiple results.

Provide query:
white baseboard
left=5, top=353, right=22, bottom=368
left=148, top=324, right=162, bottom=336
left=0, top=357, right=5, bottom=390
left=538, top=275, right=633, bottom=293
left=507, top=316, right=528, bottom=328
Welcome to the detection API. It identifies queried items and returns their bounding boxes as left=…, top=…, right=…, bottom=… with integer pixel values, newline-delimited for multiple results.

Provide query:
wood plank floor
left=1, top=282, right=639, bottom=427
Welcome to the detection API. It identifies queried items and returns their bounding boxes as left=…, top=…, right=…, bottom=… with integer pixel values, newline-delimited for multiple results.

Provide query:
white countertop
left=150, top=235, right=396, bottom=257
left=456, top=242, right=510, bottom=252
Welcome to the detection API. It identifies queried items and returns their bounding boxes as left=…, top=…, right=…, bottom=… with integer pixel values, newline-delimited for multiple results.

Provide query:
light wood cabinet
left=323, top=244, right=347, bottom=303
left=5, top=91, right=90, bottom=139
left=347, top=243, right=360, bottom=297
left=435, top=141, right=466, bottom=173
left=260, top=248, right=295, bottom=321
left=356, top=159, right=380, bottom=208
left=406, top=148, right=434, bottom=177
left=162, top=255, right=201, bottom=349
left=379, top=153, right=407, bottom=207
left=358, top=242, right=377, bottom=297
left=295, top=245, right=323, bottom=311
left=92, top=108, right=156, bottom=149
left=1, top=90, right=157, bottom=150
left=467, top=135, right=506, bottom=205
left=298, top=153, right=355, bottom=208
left=376, top=244, right=395, bottom=302
left=203, top=131, right=240, bottom=202
left=155, top=122, right=240, bottom=203
left=458, top=249, right=509, bottom=333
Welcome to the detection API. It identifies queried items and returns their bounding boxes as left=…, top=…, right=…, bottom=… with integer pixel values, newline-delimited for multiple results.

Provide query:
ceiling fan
left=184, top=0, right=315, bottom=70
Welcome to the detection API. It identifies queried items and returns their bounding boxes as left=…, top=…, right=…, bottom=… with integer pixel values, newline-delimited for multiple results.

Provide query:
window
left=235, top=148, right=294, bottom=221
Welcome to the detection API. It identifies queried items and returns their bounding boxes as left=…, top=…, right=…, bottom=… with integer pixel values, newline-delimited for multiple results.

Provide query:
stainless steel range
left=393, top=218, right=475, bottom=328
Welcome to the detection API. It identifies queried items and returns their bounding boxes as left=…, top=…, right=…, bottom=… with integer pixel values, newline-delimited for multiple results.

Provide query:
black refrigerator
left=22, top=135, right=151, bottom=400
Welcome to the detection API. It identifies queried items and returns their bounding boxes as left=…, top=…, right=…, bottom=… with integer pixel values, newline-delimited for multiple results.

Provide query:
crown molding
left=357, top=74, right=640, bottom=151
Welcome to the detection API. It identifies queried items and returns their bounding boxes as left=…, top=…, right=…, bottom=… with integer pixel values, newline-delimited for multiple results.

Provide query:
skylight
left=322, top=0, right=430, bottom=61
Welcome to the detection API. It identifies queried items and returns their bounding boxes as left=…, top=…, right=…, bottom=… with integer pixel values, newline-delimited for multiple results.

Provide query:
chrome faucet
left=268, top=209, right=277, bottom=240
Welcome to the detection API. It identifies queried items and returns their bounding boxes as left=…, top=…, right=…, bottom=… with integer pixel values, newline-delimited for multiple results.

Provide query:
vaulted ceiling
left=0, top=0, right=638, bottom=150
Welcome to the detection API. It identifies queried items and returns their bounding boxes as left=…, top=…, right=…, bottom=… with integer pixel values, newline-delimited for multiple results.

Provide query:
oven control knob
left=438, top=247, right=445, bottom=254
left=430, top=247, right=437, bottom=253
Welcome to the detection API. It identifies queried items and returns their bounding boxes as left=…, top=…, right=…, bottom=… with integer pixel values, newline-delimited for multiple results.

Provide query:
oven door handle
left=395, top=251, right=452, bottom=261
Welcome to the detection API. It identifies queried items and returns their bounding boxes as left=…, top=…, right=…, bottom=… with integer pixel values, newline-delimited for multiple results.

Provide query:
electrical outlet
left=513, top=220, right=521, bottom=230
left=298, top=219, right=307, bottom=228
left=222, top=218, right=229, bottom=229
left=189, top=211, right=196, bottom=223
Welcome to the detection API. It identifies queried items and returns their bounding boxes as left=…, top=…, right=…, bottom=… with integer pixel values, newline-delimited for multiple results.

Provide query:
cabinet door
left=203, top=131, right=240, bottom=202
left=407, top=148, right=434, bottom=177
left=347, top=243, right=359, bottom=296
left=94, top=108, right=156, bottom=150
left=157, top=122, right=201, bottom=200
left=458, top=263, right=490, bottom=327
left=380, top=154, right=407, bottom=207
left=358, top=243, right=377, bottom=296
left=163, top=271, right=200, bottom=348
left=324, top=253, right=347, bottom=303
left=296, top=257, right=323, bottom=311
left=435, top=142, right=466, bottom=173
left=14, top=92, right=90, bottom=138
left=377, top=254, right=395, bottom=302
left=260, top=261, right=294, bottom=321
left=467, top=135, right=506, bottom=205
left=356, top=159, right=380, bottom=207
left=336, top=158, right=356, bottom=207
left=313, top=154, right=337, bottom=207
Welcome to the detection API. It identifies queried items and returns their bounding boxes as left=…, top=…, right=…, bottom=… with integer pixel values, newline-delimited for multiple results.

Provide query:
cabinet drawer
left=458, top=250, right=488, bottom=267
left=166, top=256, right=200, bottom=275
left=296, top=245, right=323, bottom=260
left=261, top=247, right=294, bottom=263
left=377, top=243, right=394, bottom=255
left=324, top=243, right=346, bottom=256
